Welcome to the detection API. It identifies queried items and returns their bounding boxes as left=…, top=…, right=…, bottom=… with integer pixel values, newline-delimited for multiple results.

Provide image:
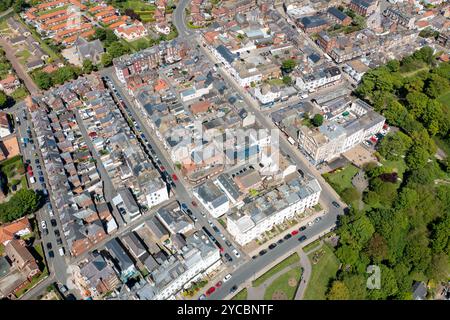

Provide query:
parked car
left=259, top=249, right=267, bottom=256
left=50, top=219, right=57, bottom=227
left=252, top=255, right=258, bottom=260
left=268, top=243, right=277, bottom=250
left=277, top=239, right=284, bottom=244
left=291, top=230, right=299, bottom=236
left=224, top=253, right=233, bottom=262
left=299, top=226, right=306, bottom=231
left=54, top=230, right=60, bottom=237
left=298, top=235, right=307, bottom=242
left=41, top=221, right=47, bottom=229
left=284, top=234, right=292, bottom=240
left=191, top=200, right=198, bottom=207
left=215, top=281, right=223, bottom=288
left=314, top=217, right=322, bottom=223
left=171, top=174, right=178, bottom=181
left=205, top=286, right=216, bottom=296
left=46, top=243, right=52, bottom=250
left=332, top=201, right=340, bottom=208
left=225, top=240, right=232, bottom=247
left=198, top=294, right=206, bottom=300
left=232, top=249, right=240, bottom=258
left=56, top=238, right=63, bottom=245
left=223, top=274, right=232, bottom=282
left=48, top=250, right=54, bottom=258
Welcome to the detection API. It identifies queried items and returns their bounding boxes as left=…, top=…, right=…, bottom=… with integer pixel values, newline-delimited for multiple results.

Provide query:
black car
left=230, top=285, right=238, bottom=293
left=332, top=201, right=340, bottom=208
left=268, top=243, right=277, bottom=250
left=225, top=240, right=232, bottom=247
left=259, top=249, right=267, bottom=256
left=56, top=238, right=63, bottom=245
left=48, top=250, right=54, bottom=258
left=252, top=255, right=258, bottom=260
left=212, top=226, right=220, bottom=233
left=46, top=243, right=52, bottom=250
left=224, top=253, right=233, bottom=262
left=39, top=177, right=45, bottom=183
left=298, top=235, right=307, bottom=242
left=54, top=230, right=60, bottom=237
left=25, top=159, right=31, bottom=164
left=50, top=219, right=57, bottom=227
left=43, top=228, right=48, bottom=236
left=277, top=239, right=284, bottom=244
left=299, top=226, right=306, bottom=231
left=34, top=159, right=40, bottom=164
left=283, top=234, right=292, bottom=240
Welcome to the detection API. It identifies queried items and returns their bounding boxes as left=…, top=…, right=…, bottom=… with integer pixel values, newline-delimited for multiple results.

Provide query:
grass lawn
left=400, top=66, right=429, bottom=78
left=380, top=158, right=408, bottom=179
left=268, top=78, right=284, bottom=86
left=12, top=86, right=30, bottom=101
left=36, top=5, right=70, bottom=16
left=263, top=268, right=301, bottom=300
left=231, top=288, right=248, bottom=300
left=322, top=164, right=359, bottom=194
left=437, top=90, right=450, bottom=108
left=0, top=243, right=4, bottom=256
left=16, top=49, right=31, bottom=64
left=252, top=253, right=299, bottom=287
left=304, top=244, right=340, bottom=300
left=127, top=37, right=156, bottom=52
left=303, top=239, right=322, bottom=253
left=121, top=1, right=156, bottom=11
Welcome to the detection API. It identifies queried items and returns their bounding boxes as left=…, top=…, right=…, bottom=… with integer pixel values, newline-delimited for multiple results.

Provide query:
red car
left=215, top=281, right=223, bottom=288
left=160, top=166, right=165, bottom=171
left=205, top=286, right=216, bottom=296
left=191, top=200, right=198, bottom=207
left=172, top=174, right=178, bottom=181
left=291, top=230, right=299, bottom=236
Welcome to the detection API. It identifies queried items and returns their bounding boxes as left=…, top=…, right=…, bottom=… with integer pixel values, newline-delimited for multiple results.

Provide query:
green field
left=323, top=164, right=359, bottom=194
left=263, top=268, right=301, bottom=300
left=121, top=1, right=156, bottom=11
left=16, top=49, right=31, bottom=64
left=380, top=157, right=408, bottom=179
left=231, top=288, right=248, bottom=300
left=252, top=253, right=300, bottom=287
left=304, top=245, right=340, bottom=300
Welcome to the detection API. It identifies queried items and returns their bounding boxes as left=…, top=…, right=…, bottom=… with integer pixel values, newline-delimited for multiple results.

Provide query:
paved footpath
left=294, top=242, right=324, bottom=300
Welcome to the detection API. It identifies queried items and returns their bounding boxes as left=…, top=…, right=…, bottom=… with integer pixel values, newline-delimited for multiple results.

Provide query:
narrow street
left=0, top=38, right=39, bottom=94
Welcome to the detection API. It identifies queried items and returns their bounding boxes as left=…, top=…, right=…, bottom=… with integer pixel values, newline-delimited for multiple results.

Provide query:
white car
left=41, top=220, right=47, bottom=229
left=58, top=247, right=65, bottom=256
left=223, top=274, right=232, bottom=282
left=307, top=221, right=314, bottom=227
left=232, top=249, right=240, bottom=258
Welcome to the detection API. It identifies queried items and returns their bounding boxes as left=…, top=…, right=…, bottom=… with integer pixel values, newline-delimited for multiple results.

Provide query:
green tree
left=281, top=59, right=297, bottom=73
left=377, top=131, right=412, bottom=161
left=427, top=253, right=449, bottom=282
left=311, top=114, right=324, bottom=127
left=342, top=274, right=367, bottom=300
left=101, top=53, right=113, bottom=67
left=0, top=189, right=40, bottom=223
left=82, top=59, right=94, bottom=74
left=282, top=75, right=292, bottom=85
left=327, top=281, right=350, bottom=300
left=52, top=66, right=76, bottom=85
left=107, top=42, right=130, bottom=59
left=341, top=187, right=360, bottom=204
left=424, top=74, right=449, bottom=98
left=33, top=71, right=52, bottom=90
left=365, top=233, right=388, bottom=263
left=386, top=59, right=400, bottom=72
left=429, top=215, right=450, bottom=253
left=405, top=145, right=429, bottom=170
left=405, top=91, right=429, bottom=119
left=0, top=91, right=7, bottom=108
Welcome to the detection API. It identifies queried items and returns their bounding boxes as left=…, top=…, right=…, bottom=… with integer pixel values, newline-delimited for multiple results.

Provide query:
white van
left=30, top=176, right=36, bottom=184
left=58, top=247, right=65, bottom=256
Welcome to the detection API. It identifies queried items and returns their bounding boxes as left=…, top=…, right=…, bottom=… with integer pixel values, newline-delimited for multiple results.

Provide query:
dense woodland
left=327, top=47, right=450, bottom=299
